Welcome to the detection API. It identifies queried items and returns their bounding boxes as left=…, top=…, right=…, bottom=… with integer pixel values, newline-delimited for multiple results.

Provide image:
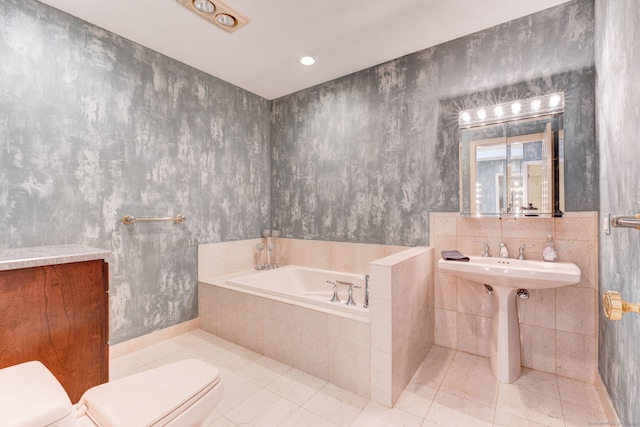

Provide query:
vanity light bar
left=459, top=92, right=564, bottom=129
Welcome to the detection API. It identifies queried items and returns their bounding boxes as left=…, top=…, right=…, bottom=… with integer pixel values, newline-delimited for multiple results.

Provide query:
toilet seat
left=78, top=359, right=221, bottom=426
left=0, top=361, right=74, bottom=427
left=0, top=359, right=222, bottom=427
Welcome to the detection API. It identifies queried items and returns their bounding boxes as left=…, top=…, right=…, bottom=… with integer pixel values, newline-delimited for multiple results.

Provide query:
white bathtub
left=222, top=265, right=369, bottom=318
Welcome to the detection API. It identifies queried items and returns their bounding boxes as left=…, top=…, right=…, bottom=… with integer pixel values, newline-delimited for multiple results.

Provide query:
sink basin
left=438, top=255, right=580, bottom=383
left=437, top=256, right=581, bottom=289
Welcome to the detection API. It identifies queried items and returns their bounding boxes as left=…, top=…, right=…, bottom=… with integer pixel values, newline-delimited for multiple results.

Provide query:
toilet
left=0, top=358, right=223, bottom=426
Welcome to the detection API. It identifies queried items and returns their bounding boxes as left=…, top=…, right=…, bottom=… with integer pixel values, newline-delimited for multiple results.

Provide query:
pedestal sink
left=438, top=256, right=581, bottom=383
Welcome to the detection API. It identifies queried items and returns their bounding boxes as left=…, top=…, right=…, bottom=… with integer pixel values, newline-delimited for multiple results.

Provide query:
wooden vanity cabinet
left=0, top=259, right=109, bottom=402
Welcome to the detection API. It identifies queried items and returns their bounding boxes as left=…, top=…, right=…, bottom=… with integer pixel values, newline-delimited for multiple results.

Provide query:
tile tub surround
left=369, top=246, right=434, bottom=407
left=430, top=212, right=598, bottom=384
left=199, top=280, right=372, bottom=398
left=197, top=238, right=408, bottom=281
left=197, top=239, right=433, bottom=406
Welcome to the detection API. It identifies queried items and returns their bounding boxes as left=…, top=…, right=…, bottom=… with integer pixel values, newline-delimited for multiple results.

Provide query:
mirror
left=460, top=111, right=564, bottom=218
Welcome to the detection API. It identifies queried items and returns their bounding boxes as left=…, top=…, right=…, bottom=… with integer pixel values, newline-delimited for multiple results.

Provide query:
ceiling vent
left=176, top=0, right=250, bottom=33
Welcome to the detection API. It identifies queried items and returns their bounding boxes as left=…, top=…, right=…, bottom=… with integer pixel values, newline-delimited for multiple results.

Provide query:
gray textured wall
left=596, top=0, right=640, bottom=425
left=0, top=0, right=271, bottom=344
left=271, top=0, right=596, bottom=246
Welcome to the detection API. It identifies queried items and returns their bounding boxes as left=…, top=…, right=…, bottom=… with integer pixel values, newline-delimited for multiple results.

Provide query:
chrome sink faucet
left=517, top=243, right=535, bottom=260
left=499, top=242, right=509, bottom=258
left=477, top=241, right=490, bottom=257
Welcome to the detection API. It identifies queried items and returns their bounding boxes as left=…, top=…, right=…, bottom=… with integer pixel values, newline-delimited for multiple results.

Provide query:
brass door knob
left=603, top=290, right=640, bottom=320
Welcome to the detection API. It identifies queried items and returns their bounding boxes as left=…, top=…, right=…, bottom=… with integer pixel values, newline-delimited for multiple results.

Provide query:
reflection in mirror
left=460, top=109, right=564, bottom=218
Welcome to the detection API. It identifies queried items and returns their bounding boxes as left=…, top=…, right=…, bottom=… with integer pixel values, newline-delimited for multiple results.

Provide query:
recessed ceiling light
left=299, top=56, right=316, bottom=66
left=215, top=13, right=237, bottom=27
left=193, top=0, right=215, bottom=14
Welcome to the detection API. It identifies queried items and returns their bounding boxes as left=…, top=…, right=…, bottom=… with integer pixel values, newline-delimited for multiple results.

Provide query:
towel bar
left=611, top=214, right=640, bottom=230
left=122, top=214, right=186, bottom=225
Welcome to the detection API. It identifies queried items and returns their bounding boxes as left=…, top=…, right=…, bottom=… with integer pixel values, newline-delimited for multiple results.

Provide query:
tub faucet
left=499, top=242, right=509, bottom=258
left=344, top=283, right=361, bottom=306
left=326, top=281, right=340, bottom=303
left=363, top=275, right=370, bottom=309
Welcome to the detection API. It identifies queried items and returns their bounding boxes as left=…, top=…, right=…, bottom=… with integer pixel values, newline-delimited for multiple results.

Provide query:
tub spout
left=363, top=274, right=369, bottom=309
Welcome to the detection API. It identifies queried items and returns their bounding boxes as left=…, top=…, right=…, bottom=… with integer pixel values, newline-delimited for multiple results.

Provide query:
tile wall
left=430, top=212, right=598, bottom=383
left=370, top=247, right=434, bottom=406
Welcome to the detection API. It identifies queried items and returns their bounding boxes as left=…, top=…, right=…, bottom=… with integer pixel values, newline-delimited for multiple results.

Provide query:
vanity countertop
left=0, top=244, right=111, bottom=271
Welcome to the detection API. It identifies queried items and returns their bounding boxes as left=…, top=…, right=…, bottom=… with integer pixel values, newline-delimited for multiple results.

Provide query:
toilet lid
left=0, top=361, right=73, bottom=427
left=79, top=359, right=220, bottom=427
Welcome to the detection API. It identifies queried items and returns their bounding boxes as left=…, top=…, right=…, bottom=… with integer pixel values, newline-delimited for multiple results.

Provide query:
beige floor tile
left=236, top=355, right=291, bottom=387
left=557, top=376, right=601, bottom=407
left=425, top=390, right=494, bottom=427
left=204, top=415, right=237, bottom=427
left=266, top=367, right=327, bottom=405
left=302, top=383, right=369, bottom=426
left=351, top=401, right=423, bottom=427
left=411, top=345, right=455, bottom=389
left=130, top=339, right=196, bottom=368
left=213, top=371, right=262, bottom=415
left=493, top=410, right=549, bottom=426
left=108, top=353, right=150, bottom=380
left=224, top=388, right=298, bottom=426
left=394, top=380, right=438, bottom=418
left=439, top=367, right=499, bottom=408
left=109, top=329, right=615, bottom=427
left=496, top=384, right=564, bottom=426
left=280, top=407, right=340, bottom=427
left=448, top=351, right=493, bottom=380
left=561, top=400, right=612, bottom=427
left=508, top=368, right=560, bottom=398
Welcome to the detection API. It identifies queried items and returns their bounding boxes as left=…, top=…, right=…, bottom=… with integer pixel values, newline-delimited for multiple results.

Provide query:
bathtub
left=215, top=265, right=368, bottom=318
left=198, top=265, right=372, bottom=397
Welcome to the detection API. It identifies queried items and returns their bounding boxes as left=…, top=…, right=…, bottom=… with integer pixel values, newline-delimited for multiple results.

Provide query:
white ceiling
left=36, top=0, right=571, bottom=100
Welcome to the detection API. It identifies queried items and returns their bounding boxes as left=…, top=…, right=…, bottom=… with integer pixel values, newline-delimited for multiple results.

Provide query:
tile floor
left=111, top=329, right=612, bottom=426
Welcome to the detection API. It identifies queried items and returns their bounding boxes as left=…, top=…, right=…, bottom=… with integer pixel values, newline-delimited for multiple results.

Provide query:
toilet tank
left=0, top=361, right=75, bottom=427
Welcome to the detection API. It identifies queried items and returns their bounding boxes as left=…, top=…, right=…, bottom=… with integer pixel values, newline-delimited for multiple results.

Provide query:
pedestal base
left=489, top=286, right=522, bottom=383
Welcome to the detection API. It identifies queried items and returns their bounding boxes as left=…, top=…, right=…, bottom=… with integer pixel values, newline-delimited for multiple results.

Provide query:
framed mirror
left=459, top=94, right=564, bottom=218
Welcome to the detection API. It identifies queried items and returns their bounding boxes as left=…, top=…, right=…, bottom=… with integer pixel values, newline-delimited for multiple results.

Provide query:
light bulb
left=531, top=99, right=542, bottom=111
left=299, top=56, right=316, bottom=66
left=193, top=0, right=215, bottom=14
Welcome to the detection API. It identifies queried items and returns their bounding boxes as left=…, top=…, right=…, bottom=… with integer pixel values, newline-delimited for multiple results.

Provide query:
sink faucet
left=476, top=241, right=490, bottom=257
left=498, top=242, right=509, bottom=258
left=517, top=243, right=535, bottom=260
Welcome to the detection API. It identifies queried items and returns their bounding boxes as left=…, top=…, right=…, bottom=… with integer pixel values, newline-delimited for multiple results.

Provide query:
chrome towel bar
left=611, top=214, right=640, bottom=230
left=122, top=214, right=186, bottom=225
